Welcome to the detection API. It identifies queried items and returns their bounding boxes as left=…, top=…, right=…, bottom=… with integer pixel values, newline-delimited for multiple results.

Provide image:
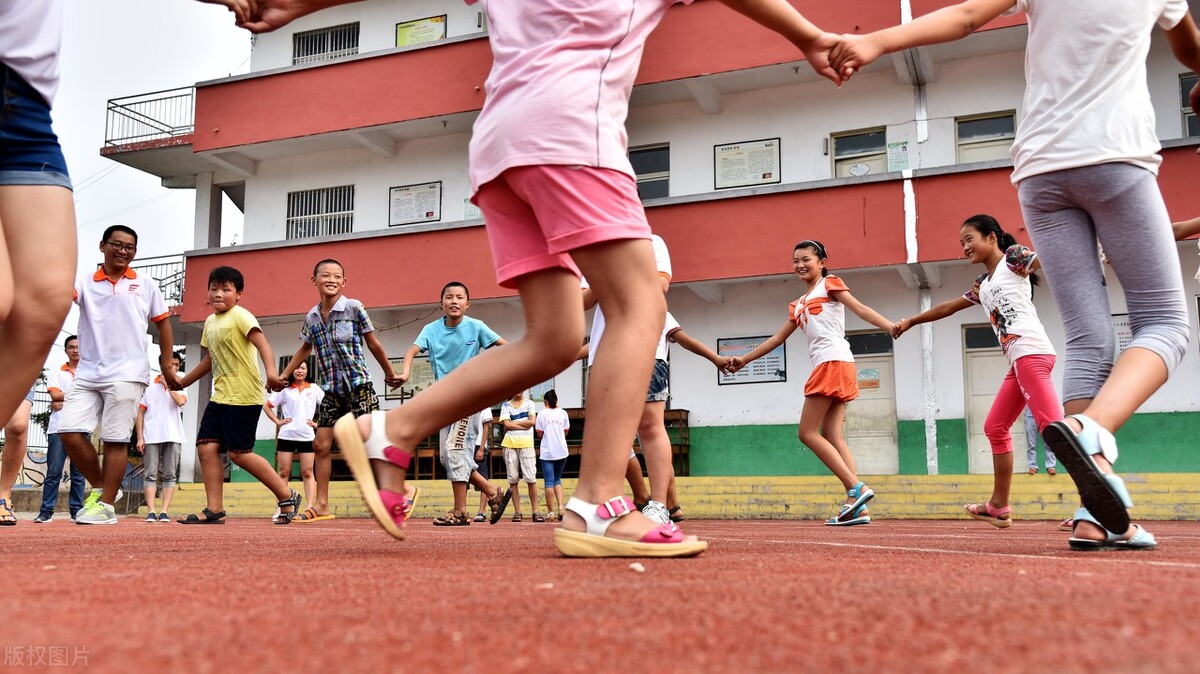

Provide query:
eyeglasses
left=105, top=241, right=137, bottom=253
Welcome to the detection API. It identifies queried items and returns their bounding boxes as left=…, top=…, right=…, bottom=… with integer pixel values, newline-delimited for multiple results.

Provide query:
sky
left=48, top=0, right=253, bottom=367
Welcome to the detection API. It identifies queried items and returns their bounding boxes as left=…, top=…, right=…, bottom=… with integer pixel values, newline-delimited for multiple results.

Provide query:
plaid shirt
left=301, top=296, right=375, bottom=396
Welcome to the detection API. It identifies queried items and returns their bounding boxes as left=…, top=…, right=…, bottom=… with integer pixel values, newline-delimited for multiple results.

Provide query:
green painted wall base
left=690, top=411, right=1200, bottom=475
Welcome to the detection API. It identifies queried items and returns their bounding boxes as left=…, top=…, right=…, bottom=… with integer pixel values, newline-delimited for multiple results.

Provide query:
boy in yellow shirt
left=177, top=266, right=300, bottom=524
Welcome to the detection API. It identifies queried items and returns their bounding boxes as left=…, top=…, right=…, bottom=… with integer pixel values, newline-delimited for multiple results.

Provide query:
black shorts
left=276, top=439, right=314, bottom=454
left=197, top=402, right=261, bottom=453
left=316, top=383, right=380, bottom=427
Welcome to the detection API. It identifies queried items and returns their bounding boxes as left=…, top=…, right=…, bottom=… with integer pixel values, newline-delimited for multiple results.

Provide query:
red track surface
left=3, top=517, right=1197, bottom=673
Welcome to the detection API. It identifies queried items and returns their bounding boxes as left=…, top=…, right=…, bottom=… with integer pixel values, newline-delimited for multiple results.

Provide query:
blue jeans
left=40, top=433, right=86, bottom=517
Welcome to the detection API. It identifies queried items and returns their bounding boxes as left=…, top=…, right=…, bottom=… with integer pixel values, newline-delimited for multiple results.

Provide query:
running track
left=3, top=518, right=1196, bottom=673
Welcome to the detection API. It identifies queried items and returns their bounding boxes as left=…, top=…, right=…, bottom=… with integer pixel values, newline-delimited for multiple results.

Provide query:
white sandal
left=334, top=411, right=413, bottom=541
left=553, top=496, right=707, bottom=558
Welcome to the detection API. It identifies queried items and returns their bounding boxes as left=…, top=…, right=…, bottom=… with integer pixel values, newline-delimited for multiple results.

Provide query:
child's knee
left=300, top=467, right=314, bottom=479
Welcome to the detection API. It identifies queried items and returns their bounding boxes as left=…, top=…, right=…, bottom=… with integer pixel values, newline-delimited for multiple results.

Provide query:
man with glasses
left=34, top=335, right=87, bottom=522
left=59, top=225, right=182, bottom=525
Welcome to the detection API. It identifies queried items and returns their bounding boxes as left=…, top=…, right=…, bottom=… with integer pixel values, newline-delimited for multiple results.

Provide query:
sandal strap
left=564, top=496, right=635, bottom=537
left=364, top=411, right=412, bottom=469
left=847, top=481, right=865, bottom=498
left=1067, top=414, right=1119, bottom=465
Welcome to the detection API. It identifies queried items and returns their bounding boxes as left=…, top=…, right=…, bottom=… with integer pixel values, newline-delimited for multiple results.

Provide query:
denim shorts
left=645, top=359, right=669, bottom=402
left=0, top=64, right=71, bottom=189
left=541, top=458, right=567, bottom=487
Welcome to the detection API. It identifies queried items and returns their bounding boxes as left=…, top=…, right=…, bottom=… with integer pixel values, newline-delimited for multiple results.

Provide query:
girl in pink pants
left=892, top=214, right=1062, bottom=527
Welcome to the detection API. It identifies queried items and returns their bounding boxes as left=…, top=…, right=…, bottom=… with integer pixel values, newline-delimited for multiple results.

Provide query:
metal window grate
left=285, top=185, right=355, bottom=240
left=293, top=23, right=360, bottom=65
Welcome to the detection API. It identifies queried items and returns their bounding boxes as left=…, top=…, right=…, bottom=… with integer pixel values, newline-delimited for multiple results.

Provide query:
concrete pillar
left=194, top=172, right=222, bottom=250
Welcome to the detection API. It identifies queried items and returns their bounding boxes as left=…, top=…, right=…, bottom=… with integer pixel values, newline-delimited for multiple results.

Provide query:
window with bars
left=277, top=355, right=321, bottom=385
left=831, top=128, right=887, bottom=178
left=630, top=144, right=670, bottom=200
left=285, top=185, right=355, bottom=240
left=956, top=112, right=1016, bottom=163
left=292, top=23, right=360, bottom=65
left=1181, top=73, right=1199, bottom=138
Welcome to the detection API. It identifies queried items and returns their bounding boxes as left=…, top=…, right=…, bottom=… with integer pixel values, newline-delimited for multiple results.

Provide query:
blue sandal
left=1042, top=415, right=1131, bottom=535
left=1068, top=507, right=1156, bottom=551
left=825, top=483, right=873, bottom=526
left=0, top=498, right=16, bottom=526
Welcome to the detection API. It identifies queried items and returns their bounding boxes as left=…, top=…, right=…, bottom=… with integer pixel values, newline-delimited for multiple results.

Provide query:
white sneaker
left=76, top=500, right=117, bottom=525
left=642, top=500, right=671, bottom=525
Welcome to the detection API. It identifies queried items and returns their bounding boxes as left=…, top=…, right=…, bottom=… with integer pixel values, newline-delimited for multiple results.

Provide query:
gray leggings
left=1018, top=162, right=1189, bottom=403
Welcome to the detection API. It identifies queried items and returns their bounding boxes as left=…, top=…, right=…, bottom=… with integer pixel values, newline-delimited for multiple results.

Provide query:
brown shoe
left=433, top=511, right=470, bottom=526
left=488, top=487, right=513, bottom=525
left=1028, top=467, right=1038, bottom=475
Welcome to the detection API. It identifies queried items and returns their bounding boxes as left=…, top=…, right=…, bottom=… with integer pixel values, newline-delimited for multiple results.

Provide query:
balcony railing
left=133, top=254, right=185, bottom=306
left=105, top=87, right=195, bottom=147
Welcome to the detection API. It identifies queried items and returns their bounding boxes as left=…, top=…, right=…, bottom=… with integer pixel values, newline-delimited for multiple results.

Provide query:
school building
left=103, top=0, right=1200, bottom=482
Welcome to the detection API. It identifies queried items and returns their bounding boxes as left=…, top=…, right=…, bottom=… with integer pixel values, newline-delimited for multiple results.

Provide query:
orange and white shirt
left=138, top=375, right=186, bottom=445
left=789, top=275, right=854, bottom=367
left=45, top=362, right=76, bottom=434
left=73, top=267, right=169, bottom=385
left=266, top=382, right=325, bottom=442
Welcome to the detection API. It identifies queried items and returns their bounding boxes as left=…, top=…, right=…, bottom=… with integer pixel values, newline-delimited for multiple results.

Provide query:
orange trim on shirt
left=138, top=403, right=148, bottom=411
left=658, top=271, right=672, bottom=281
left=46, top=387, right=62, bottom=394
left=151, top=311, right=171, bottom=323
left=92, top=266, right=138, bottom=283
left=60, top=362, right=72, bottom=372
left=289, top=381, right=311, bottom=391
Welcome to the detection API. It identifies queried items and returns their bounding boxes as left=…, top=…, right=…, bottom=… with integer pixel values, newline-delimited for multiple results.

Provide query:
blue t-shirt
left=415, top=316, right=500, bottom=380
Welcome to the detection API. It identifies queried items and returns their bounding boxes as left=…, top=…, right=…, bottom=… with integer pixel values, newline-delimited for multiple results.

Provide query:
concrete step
left=124, top=474, right=1200, bottom=521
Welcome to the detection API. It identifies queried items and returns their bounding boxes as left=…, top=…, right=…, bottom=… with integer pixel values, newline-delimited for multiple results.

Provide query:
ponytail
left=543, top=389, right=558, bottom=409
left=962, top=214, right=1040, bottom=287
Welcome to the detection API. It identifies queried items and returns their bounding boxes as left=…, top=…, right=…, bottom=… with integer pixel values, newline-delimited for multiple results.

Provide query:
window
left=292, top=23, right=360, bottom=65
left=286, top=185, right=354, bottom=240
left=630, top=144, right=669, bottom=200
left=956, top=112, right=1016, bottom=163
left=847, top=331, right=894, bottom=356
left=832, top=128, right=887, bottom=178
left=963, top=325, right=1000, bottom=350
left=1181, top=74, right=1199, bottom=137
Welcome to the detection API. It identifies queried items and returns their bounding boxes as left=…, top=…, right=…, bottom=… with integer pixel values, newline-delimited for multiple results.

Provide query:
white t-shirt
left=73, top=267, right=171, bottom=386
left=475, top=407, right=494, bottom=449
left=535, top=407, right=571, bottom=461
left=138, top=376, right=186, bottom=445
left=465, top=0, right=694, bottom=195
left=963, top=245, right=1056, bottom=364
left=657, top=312, right=682, bottom=361
left=500, top=398, right=536, bottom=449
left=585, top=234, right=672, bottom=365
left=266, top=383, right=325, bottom=442
left=789, top=275, right=854, bottom=366
left=0, top=0, right=63, bottom=106
left=45, top=363, right=76, bottom=434
left=1006, top=0, right=1189, bottom=183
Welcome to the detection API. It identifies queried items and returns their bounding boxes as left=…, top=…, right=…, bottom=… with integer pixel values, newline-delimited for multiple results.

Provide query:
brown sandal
left=432, top=511, right=470, bottom=527
left=488, top=487, right=513, bottom=525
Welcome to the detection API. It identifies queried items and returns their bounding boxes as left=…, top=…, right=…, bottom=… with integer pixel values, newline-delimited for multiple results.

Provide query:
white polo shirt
left=73, top=267, right=170, bottom=385
left=266, top=382, right=325, bottom=442
left=45, top=362, right=75, bottom=434
left=138, top=375, right=186, bottom=445
left=583, top=234, right=672, bottom=365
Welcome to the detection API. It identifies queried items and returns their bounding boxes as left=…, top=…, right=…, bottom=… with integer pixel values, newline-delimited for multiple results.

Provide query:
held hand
left=236, top=0, right=310, bottom=34
left=163, top=372, right=186, bottom=391
left=727, top=356, right=746, bottom=374
left=890, top=319, right=909, bottom=339
left=196, top=0, right=255, bottom=26
left=829, top=33, right=884, bottom=81
left=266, top=375, right=286, bottom=392
left=384, top=375, right=407, bottom=391
left=798, top=32, right=845, bottom=86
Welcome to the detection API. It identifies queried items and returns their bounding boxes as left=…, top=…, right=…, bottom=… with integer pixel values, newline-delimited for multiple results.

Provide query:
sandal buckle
left=599, top=497, right=633, bottom=520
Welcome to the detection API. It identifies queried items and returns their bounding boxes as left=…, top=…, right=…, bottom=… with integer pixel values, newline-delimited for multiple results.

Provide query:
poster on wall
left=1111, top=314, right=1132, bottom=352
left=713, top=138, right=781, bottom=190
left=887, top=141, right=910, bottom=172
left=463, top=198, right=482, bottom=221
left=717, top=336, right=786, bottom=385
left=389, top=181, right=442, bottom=227
left=396, top=15, right=447, bottom=47
left=530, top=379, right=554, bottom=404
left=386, top=356, right=434, bottom=401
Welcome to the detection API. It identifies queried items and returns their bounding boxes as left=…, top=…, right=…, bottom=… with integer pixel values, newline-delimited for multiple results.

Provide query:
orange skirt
left=804, top=361, right=859, bottom=402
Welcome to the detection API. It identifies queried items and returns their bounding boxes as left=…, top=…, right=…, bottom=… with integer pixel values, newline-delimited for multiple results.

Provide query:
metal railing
left=132, top=254, right=185, bottom=306
left=104, top=87, right=195, bottom=147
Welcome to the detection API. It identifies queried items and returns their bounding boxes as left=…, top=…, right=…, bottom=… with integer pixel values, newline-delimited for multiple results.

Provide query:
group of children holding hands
left=3, top=0, right=1198, bottom=559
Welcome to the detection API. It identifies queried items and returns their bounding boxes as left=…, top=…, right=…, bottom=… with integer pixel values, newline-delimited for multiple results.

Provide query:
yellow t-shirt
left=201, top=305, right=264, bottom=406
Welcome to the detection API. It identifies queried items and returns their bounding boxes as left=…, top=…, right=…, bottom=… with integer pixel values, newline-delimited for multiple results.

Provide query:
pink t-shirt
left=465, top=0, right=693, bottom=195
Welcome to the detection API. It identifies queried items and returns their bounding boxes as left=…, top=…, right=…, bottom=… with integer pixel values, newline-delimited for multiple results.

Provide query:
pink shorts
left=473, top=165, right=652, bottom=288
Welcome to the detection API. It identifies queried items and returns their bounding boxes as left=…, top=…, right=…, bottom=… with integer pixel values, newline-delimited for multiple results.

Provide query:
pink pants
left=984, top=353, right=1062, bottom=455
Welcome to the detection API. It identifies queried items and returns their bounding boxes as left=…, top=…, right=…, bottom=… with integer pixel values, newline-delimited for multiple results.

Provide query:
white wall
left=250, top=0, right=485, bottom=72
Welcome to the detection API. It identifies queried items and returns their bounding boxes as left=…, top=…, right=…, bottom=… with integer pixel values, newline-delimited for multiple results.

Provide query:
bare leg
left=100, top=442, right=127, bottom=505
left=313, top=427, right=333, bottom=516
left=990, top=452, right=1014, bottom=508
left=452, top=481, right=468, bottom=515
left=526, top=481, right=539, bottom=515
left=0, top=186, right=76, bottom=421
left=159, top=485, right=176, bottom=514
left=60, top=432, right=102, bottom=487
left=0, top=400, right=33, bottom=505
left=275, top=451, right=294, bottom=485
left=298, top=453, right=316, bottom=507
left=196, top=443, right=226, bottom=512
left=624, top=454, right=650, bottom=504
left=510, top=480, right=523, bottom=515
left=468, top=470, right=499, bottom=499
left=638, top=401, right=673, bottom=504
left=798, top=396, right=858, bottom=493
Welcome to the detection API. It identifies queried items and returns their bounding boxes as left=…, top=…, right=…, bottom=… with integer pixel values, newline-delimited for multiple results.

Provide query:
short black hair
left=543, top=389, right=558, bottom=409
left=441, top=281, right=469, bottom=301
left=102, top=225, right=138, bottom=245
left=312, top=259, right=344, bottom=277
left=63, top=335, right=77, bottom=348
left=208, top=266, right=245, bottom=292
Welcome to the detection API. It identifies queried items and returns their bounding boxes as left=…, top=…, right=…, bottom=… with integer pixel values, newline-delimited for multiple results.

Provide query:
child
left=176, top=266, right=300, bottom=524
left=404, top=282, right=512, bottom=528
left=829, top=0, right=1200, bottom=549
left=535, top=389, right=570, bottom=522
left=231, top=0, right=842, bottom=556
left=264, top=360, right=323, bottom=517
left=1024, top=406, right=1056, bottom=476
left=35, top=335, right=87, bottom=523
left=892, top=215, right=1062, bottom=529
left=500, top=390, right=539, bottom=522
left=473, top=406, right=495, bottom=522
left=60, top=225, right=182, bottom=526
left=730, top=241, right=894, bottom=526
left=137, top=353, right=188, bottom=523
left=280, top=259, right=405, bottom=523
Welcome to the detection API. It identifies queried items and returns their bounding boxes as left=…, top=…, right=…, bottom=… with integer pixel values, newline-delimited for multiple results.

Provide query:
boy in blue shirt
left=402, top=282, right=512, bottom=526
